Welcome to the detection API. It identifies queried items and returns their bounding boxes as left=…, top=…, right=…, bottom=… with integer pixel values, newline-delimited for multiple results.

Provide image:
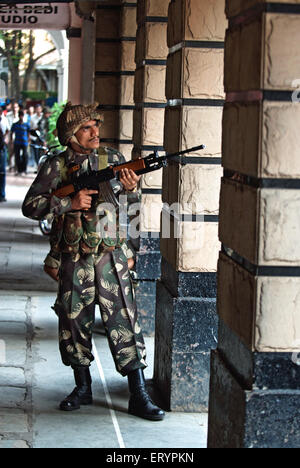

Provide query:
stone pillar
left=61, top=40, right=69, bottom=103
left=118, top=0, right=137, bottom=161
left=208, top=0, right=300, bottom=448
left=95, top=1, right=122, bottom=149
left=153, top=0, right=226, bottom=411
left=57, top=60, right=64, bottom=103
left=81, top=17, right=96, bottom=105
left=94, top=1, right=137, bottom=156
left=67, top=4, right=83, bottom=104
left=132, top=0, right=169, bottom=335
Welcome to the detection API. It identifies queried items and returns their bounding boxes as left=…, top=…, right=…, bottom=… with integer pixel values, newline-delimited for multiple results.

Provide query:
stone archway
left=47, top=30, right=69, bottom=102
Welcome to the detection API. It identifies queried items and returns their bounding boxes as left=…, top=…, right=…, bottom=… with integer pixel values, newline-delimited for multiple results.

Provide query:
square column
left=95, top=1, right=122, bottom=147
left=131, top=0, right=169, bottom=335
left=208, top=0, right=300, bottom=448
left=118, top=0, right=137, bottom=160
left=67, top=3, right=83, bottom=104
left=95, top=0, right=137, bottom=153
left=153, top=0, right=227, bottom=411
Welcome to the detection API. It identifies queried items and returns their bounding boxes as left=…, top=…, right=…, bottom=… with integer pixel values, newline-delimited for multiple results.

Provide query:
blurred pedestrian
left=3, top=99, right=12, bottom=116
left=0, top=106, right=10, bottom=139
left=30, top=104, right=43, bottom=166
left=0, top=135, right=6, bottom=202
left=20, top=105, right=30, bottom=124
left=38, top=106, right=51, bottom=145
left=6, top=101, right=20, bottom=172
left=0, top=108, right=9, bottom=202
left=11, top=111, right=30, bottom=175
left=27, top=105, right=34, bottom=124
left=27, top=105, right=35, bottom=168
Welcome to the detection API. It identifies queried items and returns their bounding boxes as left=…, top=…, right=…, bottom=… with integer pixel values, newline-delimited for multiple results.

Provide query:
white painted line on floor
left=92, top=339, right=125, bottom=449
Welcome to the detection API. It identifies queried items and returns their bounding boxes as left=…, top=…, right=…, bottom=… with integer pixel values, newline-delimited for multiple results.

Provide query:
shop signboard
left=0, top=2, right=70, bottom=29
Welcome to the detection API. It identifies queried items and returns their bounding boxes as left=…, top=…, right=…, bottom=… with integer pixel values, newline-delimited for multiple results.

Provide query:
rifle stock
left=53, top=184, right=76, bottom=198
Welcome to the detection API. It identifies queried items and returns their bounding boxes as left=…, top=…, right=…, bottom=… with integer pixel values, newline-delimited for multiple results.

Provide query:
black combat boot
left=59, top=367, right=93, bottom=411
left=128, top=369, right=165, bottom=421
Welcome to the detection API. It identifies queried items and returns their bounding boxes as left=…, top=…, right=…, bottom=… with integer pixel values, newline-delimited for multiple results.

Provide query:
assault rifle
left=53, top=145, right=205, bottom=200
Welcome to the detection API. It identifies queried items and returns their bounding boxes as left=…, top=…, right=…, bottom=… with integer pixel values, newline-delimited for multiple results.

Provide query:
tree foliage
left=0, top=30, right=56, bottom=100
left=47, top=100, right=67, bottom=152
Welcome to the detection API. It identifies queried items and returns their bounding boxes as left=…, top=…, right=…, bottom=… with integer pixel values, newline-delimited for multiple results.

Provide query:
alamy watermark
left=291, top=79, right=300, bottom=102
left=292, top=340, right=300, bottom=366
left=95, top=197, right=206, bottom=251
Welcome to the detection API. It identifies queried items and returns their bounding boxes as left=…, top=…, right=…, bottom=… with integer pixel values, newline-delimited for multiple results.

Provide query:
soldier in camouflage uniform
left=22, top=102, right=165, bottom=421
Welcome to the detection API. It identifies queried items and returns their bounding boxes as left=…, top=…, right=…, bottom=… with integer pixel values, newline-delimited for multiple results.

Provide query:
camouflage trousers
left=54, top=248, right=147, bottom=376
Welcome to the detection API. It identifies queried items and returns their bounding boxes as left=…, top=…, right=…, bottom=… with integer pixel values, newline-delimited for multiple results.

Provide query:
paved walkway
left=0, top=175, right=208, bottom=449
left=0, top=174, right=56, bottom=292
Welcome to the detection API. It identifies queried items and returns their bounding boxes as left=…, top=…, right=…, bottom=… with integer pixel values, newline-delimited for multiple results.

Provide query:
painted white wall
left=48, top=30, right=69, bottom=102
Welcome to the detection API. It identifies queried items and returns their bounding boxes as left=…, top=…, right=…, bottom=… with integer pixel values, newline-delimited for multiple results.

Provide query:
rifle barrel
left=165, top=144, right=205, bottom=159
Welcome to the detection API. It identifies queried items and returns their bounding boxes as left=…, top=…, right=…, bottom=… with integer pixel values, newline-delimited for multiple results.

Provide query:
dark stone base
left=135, top=280, right=156, bottom=336
left=135, top=251, right=161, bottom=280
left=153, top=280, right=218, bottom=412
left=208, top=350, right=300, bottom=448
left=132, top=235, right=161, bottom=280
left=131, top=234, right=161, bottom=336
left=218, top=319, right=300, bottom=389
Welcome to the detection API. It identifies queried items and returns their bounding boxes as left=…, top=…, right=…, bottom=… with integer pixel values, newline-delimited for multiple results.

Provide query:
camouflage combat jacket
left=22, top=146, right=141, bottom=255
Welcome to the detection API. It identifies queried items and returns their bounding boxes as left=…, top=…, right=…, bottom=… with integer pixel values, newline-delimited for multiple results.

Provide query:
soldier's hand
left=71, top=189, right=98, bottom=211
left=120, top=168, right=141, bottom=192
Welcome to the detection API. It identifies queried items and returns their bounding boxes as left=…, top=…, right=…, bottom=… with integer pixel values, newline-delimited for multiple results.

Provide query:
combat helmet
left=56, top=102, right=104, bottom=147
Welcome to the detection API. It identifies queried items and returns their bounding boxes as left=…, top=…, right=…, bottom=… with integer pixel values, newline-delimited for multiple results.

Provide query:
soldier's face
left=74, top=120, right=100, bottom=151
